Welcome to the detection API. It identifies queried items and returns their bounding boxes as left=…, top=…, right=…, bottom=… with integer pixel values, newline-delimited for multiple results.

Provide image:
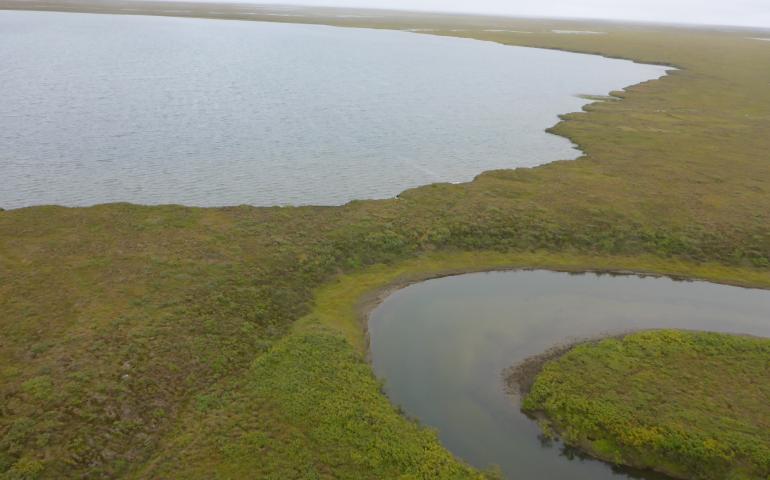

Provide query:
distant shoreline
left=2, top=0, right=769, bottom=35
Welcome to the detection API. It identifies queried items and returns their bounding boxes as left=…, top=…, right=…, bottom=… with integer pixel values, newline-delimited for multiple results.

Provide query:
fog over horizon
left=176, top=0, right=770, bottom=28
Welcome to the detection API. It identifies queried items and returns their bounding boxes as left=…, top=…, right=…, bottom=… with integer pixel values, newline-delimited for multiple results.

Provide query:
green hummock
left=523, top=330, right=770, bottom=480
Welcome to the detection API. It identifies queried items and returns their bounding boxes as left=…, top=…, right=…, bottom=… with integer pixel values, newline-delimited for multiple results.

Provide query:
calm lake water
left=1, top=11, right=668, bottom=209
left=369, top=271, right=770, bottom=479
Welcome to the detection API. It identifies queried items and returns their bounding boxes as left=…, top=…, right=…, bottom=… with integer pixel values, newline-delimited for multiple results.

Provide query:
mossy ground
left=0, top=4, right=769, bottom=479
left=522, top=330, right=770, bottom=480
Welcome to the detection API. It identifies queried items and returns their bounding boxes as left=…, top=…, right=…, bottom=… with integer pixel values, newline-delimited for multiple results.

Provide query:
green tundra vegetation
left=0, top=4, right=769, bottom=479
left=522, top=330, right=770, bottom=480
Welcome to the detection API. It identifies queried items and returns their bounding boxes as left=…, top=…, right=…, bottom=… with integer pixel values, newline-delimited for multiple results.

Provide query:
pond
left=368, top=270, right=770, bottom=479
left=0, top=11, right=668, bottom=209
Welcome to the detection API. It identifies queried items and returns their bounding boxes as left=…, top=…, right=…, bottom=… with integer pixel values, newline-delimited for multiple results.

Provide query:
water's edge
left=365, top=269, right=770, bottom=478
left=0, top=5, right=673, bottom=210
left=356, top=266, right=761, bottom=361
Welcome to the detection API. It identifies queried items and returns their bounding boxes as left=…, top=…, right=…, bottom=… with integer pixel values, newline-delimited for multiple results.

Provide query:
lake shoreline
left=0, top=6, right=671, bottom=210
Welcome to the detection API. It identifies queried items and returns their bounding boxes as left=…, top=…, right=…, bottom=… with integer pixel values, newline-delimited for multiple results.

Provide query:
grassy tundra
left=522, top=330, right=770, bottom=480
left=1, top=3, right=769, bottom=478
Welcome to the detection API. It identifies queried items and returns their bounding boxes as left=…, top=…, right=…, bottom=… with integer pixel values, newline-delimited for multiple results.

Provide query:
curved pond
left=0, top=11, right=667, bottom=209
left=368, top=271, right=770, bottom=479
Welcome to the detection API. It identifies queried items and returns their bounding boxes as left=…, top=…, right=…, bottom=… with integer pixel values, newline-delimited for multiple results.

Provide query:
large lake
left=369, top=271, right=770, bottom=479
left=1, top=11, right=668, bottom=209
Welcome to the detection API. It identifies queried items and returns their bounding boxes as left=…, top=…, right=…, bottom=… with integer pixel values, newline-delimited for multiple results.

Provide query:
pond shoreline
left=516, top=330, right=770, bottom=480
left=508, top=333, right=680, bottom=479
left=363, top=267, right=770, bottom=479
left=355, top=264, right=769, bottom=358
left=506, top=328, right=769, bottom=397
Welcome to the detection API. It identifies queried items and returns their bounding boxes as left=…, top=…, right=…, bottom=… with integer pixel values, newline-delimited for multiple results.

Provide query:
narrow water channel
left=368, top=271, right=770, bottom=479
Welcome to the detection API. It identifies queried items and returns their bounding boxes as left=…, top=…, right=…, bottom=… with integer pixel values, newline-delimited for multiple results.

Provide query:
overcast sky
left=249, top=0, right=770, bottom=28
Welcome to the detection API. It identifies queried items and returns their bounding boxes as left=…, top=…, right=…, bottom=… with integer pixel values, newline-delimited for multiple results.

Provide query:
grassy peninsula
left=0, top=3, right=769, bottom=479
left=522, top=330, right=770, bottom=480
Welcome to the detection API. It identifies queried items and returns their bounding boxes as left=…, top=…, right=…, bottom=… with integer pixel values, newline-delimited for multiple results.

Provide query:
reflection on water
left=368, top=271, right=770, bottom=479
left=0, top=11, right=667, bottom=209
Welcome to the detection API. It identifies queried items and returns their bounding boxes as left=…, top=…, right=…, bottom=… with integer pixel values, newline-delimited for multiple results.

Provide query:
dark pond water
left=0, top=11, right=668, bottom=209
left=368, top=271, right=770, bottom=479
